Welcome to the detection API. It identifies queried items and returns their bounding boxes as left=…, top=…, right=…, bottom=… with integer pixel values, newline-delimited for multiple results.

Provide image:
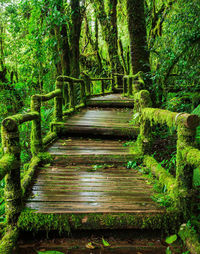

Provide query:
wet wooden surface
left=27, top=164, right=163, bottom=213
left=28, top=137, right=163, bottom=214
left=61, top=108, right=138, bottom=137
left=27, top=100, right=164, bottom=216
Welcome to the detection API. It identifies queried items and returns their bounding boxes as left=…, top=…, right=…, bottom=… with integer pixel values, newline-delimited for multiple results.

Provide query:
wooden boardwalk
left=25, top=94, right=168, bottom=230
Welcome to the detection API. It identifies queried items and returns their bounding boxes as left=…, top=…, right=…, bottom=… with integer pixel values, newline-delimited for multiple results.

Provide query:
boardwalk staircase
left=0, top=73, right=200, bottom=253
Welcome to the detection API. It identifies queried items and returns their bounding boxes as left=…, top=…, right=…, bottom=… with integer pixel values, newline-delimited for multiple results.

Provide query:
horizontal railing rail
left=131, top=77, right=200, bottom=216
left=0, top=74, right=115, bottom=238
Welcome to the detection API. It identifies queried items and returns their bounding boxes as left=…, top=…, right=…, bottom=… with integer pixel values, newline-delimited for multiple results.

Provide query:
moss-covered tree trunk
left=53, top=0, right=71, bottom=76
left=91, top=0, right=123, bottom=74
left=70, top=0, right=83, bottom=78
left=126, top=0, right=150, bottom=85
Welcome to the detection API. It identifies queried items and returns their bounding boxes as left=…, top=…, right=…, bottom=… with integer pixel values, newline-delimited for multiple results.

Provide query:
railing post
left=31, top=95, right=42, bottom=156
left=101, top=80, right=105, bottom=95
left=176, top=123, right=196, bottom=214
left=54, top=80, right=63, bottom=121
left=128, top=77, right=133, bottom=96
left=111, top=78, right=115, bottom=92
left=135, top=90, right=152, bottom=154
left=176, top=124, right=196, bottom=190
left=1, top=120, right=22, bottom=225
left=123, top=77, right=127, bottom=96
left=68, top=81, right=75, bottom=109
left=80, top=80, right=86, bottom=105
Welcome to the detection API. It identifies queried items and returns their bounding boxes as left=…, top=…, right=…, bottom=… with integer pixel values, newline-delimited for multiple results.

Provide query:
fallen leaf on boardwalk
left=82, top=216, right=88, bottom=223
left=102, top=238, right=110, bottom=247
left=85, top=242, right=95, bottom=249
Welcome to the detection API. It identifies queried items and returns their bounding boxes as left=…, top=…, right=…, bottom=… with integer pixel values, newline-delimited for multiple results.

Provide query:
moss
left=18, top=209, right=181, bottom=234
left=181, top=145, right=200, bottom=168
left=143, top=155, right=189, bottom=211
left=179, top=224, right=200, bottom=254
left=36, top=89, right=61, bottom=102
left=42, top=132, right=57, bottom=147
left=31, top=95, right=42, bottom=156
left=57, top=75, right=83, bottom=83
left=54, top=80, right=63, bottom=122
left=0, top=154, right=16, bottom=181
left=21, top=156, right=41, bottom=197
left=37, top=152, right=53, bottom=164
left=0, top=226, right=18, bottom=254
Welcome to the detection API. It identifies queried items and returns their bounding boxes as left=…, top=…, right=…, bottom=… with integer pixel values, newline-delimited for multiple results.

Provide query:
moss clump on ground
left=179, top=224, right=200, bottom=254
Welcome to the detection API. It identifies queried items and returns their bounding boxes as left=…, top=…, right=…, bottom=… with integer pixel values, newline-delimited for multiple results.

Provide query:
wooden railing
left=127, top=75, right=200, bottom=217
left=122, top=71, right=144, bottom=97
left=0, top=75, right=114, bottom=230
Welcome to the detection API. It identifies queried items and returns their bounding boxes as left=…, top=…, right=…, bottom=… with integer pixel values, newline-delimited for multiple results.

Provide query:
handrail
left=132, top=75, right=200, bottom=214
left=0, top=74, right=114, bottom=234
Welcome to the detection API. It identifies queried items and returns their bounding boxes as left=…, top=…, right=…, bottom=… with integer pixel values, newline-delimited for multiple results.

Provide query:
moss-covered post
left=63, top=82, right=69, bottom=106
left=1, top=119, right=22, bottom=226
left=123, top=77, right=128, bottom=96
left=68, top=81, right=75, bottom=109
left=101, top=80, right=105, bottom=95
left=80, top=80, right=86, bottom=105
left=128, top=77, right=133, bottom=97
left=54, top=80, right=63, bottom=121
left=176, top=124, right=196, bottom=190
left=31, top=95, right=42, bottom=156
left=111, top=77, right=115, bottom=92
left=135, top=90, right=152, bottom=154
left=176, top=123, right=196, bottom=214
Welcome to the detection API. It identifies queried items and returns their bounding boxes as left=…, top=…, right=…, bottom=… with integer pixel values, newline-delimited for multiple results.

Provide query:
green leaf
left=102, top=238, right=110, bottom=247
left=37, top=251, right=64, bottom=254
left=166, top=246, right=172, bottom=254
left=165, top=234, right=177, bottom=244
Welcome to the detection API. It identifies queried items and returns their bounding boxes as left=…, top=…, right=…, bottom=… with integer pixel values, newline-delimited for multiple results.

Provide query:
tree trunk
left=91, top=0, right=123, bottom=74
left=70, top=0, right=83, bottom=78
left=127, top=0, right=150, bottom=85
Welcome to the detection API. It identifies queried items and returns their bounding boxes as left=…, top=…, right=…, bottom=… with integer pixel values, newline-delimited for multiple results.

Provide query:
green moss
left=179, top=224, right=200, bottom=253
left=0, top=226, right=18, bottom=254
left=37, top=152, right=53, bottom=164
left=21, top=156, right=41, bottom=197
left=42, top=132, right=57, bottom=147
left=0, top=154, right=16, bottom=181
left=18, top=209, right=181, bottom=234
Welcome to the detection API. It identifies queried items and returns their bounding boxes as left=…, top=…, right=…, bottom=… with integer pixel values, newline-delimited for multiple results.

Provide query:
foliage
left=37, top=251, right=64, bottom=254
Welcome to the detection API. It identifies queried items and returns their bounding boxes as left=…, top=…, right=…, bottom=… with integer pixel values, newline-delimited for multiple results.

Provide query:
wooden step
left=52, top=108, right=139, bottom=138
left=87, top=95, right=134, bottom=107
left=47, top=137, right=140, bottom=164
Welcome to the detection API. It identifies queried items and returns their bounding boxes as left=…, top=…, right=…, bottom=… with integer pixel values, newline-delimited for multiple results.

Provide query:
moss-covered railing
left=132, top=82, right=200, bottom=219
left=57, top=75, right=114, bottom=110
left=0, top=74, right=114, bottom=253
left=123, top=71, right=145, bottom=97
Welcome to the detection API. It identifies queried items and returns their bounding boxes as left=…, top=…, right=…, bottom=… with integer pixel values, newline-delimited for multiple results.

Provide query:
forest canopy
left=0, top=0, right=200, bottom=119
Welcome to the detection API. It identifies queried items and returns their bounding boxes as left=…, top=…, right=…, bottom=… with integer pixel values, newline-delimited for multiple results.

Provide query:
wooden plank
left=26, top=202, right=161, bottom=210
left=28, top=196, right=153, bottom=203
left=29, top=190, right=155, bottom=198
left=89, top=94, right=134, bottom=101
left=48, top=150, right=134, bottom=155
left=64, top=121, right=131, bottom=127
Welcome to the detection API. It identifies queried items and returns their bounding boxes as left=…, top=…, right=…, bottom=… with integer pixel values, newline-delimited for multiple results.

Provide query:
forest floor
left=14, top=229, right=187, bottom=254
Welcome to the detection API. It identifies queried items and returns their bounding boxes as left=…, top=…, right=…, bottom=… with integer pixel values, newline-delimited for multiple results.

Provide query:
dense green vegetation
left=0, top=0, right=200, bottom=252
